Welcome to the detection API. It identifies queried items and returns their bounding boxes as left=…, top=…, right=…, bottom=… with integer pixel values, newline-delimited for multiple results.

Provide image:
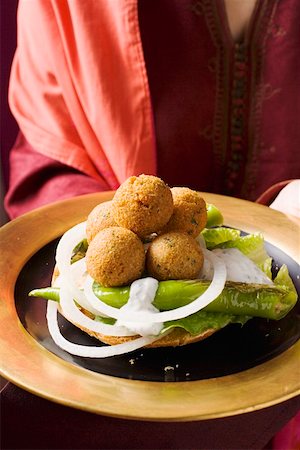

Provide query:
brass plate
left=0, top=192, right=299, bottom=421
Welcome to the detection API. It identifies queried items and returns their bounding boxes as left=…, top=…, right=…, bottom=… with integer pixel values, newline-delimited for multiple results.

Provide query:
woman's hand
left=270, top=180, right=300, bottom=218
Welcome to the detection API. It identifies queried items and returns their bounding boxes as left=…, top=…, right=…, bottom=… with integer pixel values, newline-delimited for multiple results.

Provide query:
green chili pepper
left=71, top=238, right=88, bottom=263
left=93, top=280, right=296, bottom=320
left=29, top=287, right=60, bottom=302
left=29, top=280, right=297, bottom=321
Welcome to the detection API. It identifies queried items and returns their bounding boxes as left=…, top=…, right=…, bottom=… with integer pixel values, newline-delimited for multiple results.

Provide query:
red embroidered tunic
left=139, top=0, right=300, bottom=199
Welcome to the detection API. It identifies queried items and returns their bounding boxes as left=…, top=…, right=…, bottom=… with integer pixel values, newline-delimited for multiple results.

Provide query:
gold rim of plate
left=0, top=192, right=299, bottom=421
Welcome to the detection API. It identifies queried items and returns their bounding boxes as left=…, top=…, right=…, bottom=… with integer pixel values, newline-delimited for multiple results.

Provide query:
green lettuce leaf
left=201, top=227, right=241, bottom=249
left=162, top=310, right=249, bottom=336
left=274, top=264, right=297, bottom=294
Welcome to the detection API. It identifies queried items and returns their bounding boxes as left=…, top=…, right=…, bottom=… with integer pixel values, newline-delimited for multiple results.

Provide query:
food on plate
left=205, top=203, right=223, bottom=228
left=162, top=187, right=207, bottom=237
left=86, top=227, right=145, bottom=287
left=29, top=174, right=298, bottom=358
left=86, top=201, right=116, bottom=243
left=112, top=174, right=173, bottom=238
left=146, top=231, right=204, bottom=280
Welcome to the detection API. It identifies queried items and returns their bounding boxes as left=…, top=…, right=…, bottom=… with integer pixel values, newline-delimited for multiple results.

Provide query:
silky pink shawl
left=9, top=0, right=156, bottom=189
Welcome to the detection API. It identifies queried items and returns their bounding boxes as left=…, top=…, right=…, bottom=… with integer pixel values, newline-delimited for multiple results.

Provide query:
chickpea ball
left=86, top=201, right=117, bottom=243
left=162, top=187, right=207, bottom=237
left=113, top=175, right=173, bottom=238
left=146, top=231, right=204, bottom=281
left=86, top=227, right=145, bottom=287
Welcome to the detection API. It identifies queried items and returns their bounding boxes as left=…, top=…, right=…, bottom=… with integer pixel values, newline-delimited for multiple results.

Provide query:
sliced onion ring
left=47, top=301, right=166, bottom=358
left=55, top=222, right=89, bottom=310
left=59, top=284, right=137, bottom=336
left=84, top=249, right=227, bottom=323
left=59, top=257, right=101, bottom=316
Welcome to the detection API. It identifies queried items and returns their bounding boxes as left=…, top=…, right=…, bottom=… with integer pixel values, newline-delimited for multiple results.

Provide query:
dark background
left=1, top=0, right=18, bottom=192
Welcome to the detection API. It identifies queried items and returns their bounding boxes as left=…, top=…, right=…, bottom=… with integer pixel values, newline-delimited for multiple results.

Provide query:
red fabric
left=4, top=133, right=296, bottom=219
left=1, top=383, right=299, bottom=450
left=0, top=0, right=18, bottom=189
left=251, top=0, right=300, bottom=201
left=6, top=0, right=300, bottom=212
left=5, top=133, right=109, bottom=219
left=272, top=410, right=300, bottom=450
left=138, top=0, right=300, bottom=200
left=138, top=0, right=217, bottom=193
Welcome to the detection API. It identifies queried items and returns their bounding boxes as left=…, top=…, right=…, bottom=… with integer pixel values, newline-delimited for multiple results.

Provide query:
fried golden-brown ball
left=146, top=231, right=204, bottom=280
left=86, top=227, right=145, bottom=287
left=112, top=175, right=173, bottom=238
left=163, top=187, right=207, bottom=237
left=86, top=201, right=117, bottom=243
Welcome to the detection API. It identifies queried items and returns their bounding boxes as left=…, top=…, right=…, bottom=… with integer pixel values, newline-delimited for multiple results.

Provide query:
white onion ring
left=83, top=249, right=227, bottom=323
left=59, top=284, right=137, bottom=336
left=55, top=222, right=89, bottom=309
left=56, top=257, right=101, bottom=316
left=56, top=222, right=137, bottom=336
left=47, top=301, right=166, bottom=358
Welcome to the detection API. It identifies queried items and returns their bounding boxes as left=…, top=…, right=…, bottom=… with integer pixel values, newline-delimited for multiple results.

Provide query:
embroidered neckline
left=191, top=0, right=277, bottom=198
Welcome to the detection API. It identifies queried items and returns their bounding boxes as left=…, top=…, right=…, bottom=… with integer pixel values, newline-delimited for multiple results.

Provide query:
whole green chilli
left=29, top=279, right=297, bottom=321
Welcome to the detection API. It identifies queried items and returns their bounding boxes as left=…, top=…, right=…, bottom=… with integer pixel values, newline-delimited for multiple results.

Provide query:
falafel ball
left=112, top=175, right=173, bottom=238
left=163, top=187, right=207, bottom=237
left=86, top=201, right=117, bottom=243
left=146, top=231, right=204, bottom=280
left=86, top=227, right=145, bottom=287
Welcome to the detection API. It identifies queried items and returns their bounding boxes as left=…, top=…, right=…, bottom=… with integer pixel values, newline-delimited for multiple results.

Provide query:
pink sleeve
left=4, top=133, right=110, bottom=219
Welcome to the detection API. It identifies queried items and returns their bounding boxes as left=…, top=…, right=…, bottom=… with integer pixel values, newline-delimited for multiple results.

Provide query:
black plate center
left=15, top=238, right=300, bottom=382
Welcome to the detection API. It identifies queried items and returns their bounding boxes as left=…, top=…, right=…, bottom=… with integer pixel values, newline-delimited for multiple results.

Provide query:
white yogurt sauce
left=200, top=247, right=273, bottom=285
left=116, top=277, right=163, bottom=336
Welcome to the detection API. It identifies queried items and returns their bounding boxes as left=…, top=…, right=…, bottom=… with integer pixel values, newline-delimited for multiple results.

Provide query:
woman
left=5, top=0, right=300, bottom=217
left=3, top=1, right=300, bottom=449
